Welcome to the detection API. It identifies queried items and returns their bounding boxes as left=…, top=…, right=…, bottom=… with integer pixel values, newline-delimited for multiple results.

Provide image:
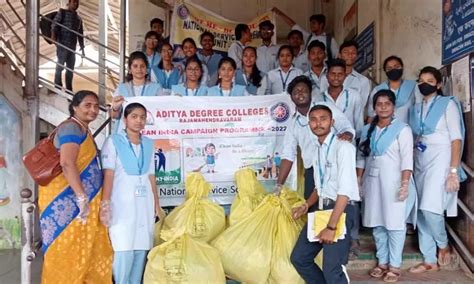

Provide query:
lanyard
left=387, top=80, right=403, bottom=103
left=162, top=68, right=174, bottom=89
left=127, top=136, right=144, bottom=176
left=370, top=123, right=390, bottom=157
left=309, top=72, right=320, bottom=89
left=219, top=84, right=232, bottom=96
left=131, top=82, right=147, bottom=97
left=296, top=114, right=308, bottom=127
left=279, top=69, right=293, bottom=90
left=419, top=95, right=439, bottom=135
left=185, top=83, right=200, bottom=96
left=150, top=52, right=156, bottom=67
left=324, top=90, right=349, bottom=113
left=317, top=134, right=335, bottom=192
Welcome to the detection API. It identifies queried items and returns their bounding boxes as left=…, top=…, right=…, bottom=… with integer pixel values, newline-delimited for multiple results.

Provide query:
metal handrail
left=0, top=14, right=26, bottom=47
left=38, top=13, right=122, bottom=57
left=39, top=33, right=121, bottom=76
left=39, top=53, right=115, bottom=93
left=0, top=17, right=119, bottom=96
left=0, top=38, right=25, bottom=67
left=6, top=0, right=25, bottom=26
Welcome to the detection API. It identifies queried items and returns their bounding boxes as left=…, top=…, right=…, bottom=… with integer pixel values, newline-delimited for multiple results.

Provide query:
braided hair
left=358, top=89, right=396, bottom=157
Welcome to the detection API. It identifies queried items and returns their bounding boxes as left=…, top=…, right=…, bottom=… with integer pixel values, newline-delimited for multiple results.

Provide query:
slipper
left=369, top=265, right=388, bottom=278
left=438, top=247, right=452, bottom=266
left=383, top=268, right=401, bottom=283
left=408, top=263, right=439, bottom=274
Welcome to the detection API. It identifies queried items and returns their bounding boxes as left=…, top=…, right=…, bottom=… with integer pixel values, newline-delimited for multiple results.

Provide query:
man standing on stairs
left=51, top=0, right=85, bottom=93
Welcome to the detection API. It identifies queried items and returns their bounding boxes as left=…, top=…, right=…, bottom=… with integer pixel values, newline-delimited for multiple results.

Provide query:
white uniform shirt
left=304, top=67, right=328, bottom=97
left=293, top=48, right=310, bottom=72
left=228, top=41, right=245, bottom=70
left=313, top=132, right=360, bottom=202
left=315, top=89, right=365, bottom=136
left=281, top=101, right=355, bottom=169
left=292, top=24, right=339, bottom=59
left=256, top=43, right=280, bottom=73
left=101, top=138, right=156, bottom=251
left=266, top=66, right=303, bottom=95
left=344, top=70, right=371, bottom=107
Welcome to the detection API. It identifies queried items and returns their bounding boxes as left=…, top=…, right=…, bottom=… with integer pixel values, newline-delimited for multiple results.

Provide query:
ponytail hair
left=358, top=89, right=396, bottom=157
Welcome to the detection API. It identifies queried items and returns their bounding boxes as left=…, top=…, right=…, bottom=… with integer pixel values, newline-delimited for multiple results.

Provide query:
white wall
left=334, top=0, right=442, bottom=82
left=128, top=0, right=167, bottom=52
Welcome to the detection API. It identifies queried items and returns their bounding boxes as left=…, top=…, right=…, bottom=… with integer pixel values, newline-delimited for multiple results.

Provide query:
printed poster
left=122, top=95, right=297, bottom=206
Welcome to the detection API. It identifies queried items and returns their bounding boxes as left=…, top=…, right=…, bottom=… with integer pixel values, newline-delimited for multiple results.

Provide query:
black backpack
left=40, top=10, right=64, bottom=44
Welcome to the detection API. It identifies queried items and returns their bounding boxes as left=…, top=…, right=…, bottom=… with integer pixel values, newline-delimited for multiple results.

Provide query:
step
left=348, top=229, right=460, bottom=271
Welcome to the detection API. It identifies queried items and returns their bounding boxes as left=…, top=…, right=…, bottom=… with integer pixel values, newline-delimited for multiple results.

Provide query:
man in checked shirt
left=51, top=0, right=85, bottom=93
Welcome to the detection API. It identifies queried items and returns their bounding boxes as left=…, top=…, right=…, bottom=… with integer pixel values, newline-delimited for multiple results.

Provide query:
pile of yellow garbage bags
left=144, top=169, right=307, bottom=283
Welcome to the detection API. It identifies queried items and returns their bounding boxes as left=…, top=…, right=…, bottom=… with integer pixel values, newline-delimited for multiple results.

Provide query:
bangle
left=326, top=224, right=337, bottom=231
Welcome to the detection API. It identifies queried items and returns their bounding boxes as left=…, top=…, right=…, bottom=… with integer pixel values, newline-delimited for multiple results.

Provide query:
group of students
left=274, top=65, right=464, bottom=284
left=41, top=10, right=465, bottom=284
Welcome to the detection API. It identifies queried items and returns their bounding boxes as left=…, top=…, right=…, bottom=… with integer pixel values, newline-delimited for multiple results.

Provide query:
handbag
left=22, top=118, right=83, bottom=186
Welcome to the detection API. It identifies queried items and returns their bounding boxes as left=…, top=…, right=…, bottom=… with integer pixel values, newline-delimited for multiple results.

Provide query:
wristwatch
left=450, top=167, right=458, bottom=174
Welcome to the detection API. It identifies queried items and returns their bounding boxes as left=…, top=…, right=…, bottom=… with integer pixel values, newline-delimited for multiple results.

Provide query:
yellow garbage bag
left=153, top=218, right=165, bottom=246
left=213, top=194, right=304, bottom=284
left=160, top=173, right=225, bottom=243
left=229, top=168, right=266, bottom=226
left=212, top=195, right=279, bottom=283
left=268, top=193, right=304, bottom=284
left=144, top=232, right=226, bottom=284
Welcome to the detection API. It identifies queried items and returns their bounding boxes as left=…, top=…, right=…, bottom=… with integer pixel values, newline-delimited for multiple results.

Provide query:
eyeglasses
left=186, top=68, right=201, bottom=72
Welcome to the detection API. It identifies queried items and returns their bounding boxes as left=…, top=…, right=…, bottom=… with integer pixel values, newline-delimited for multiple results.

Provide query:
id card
left=415, top=140, right=427, bottom=152
left=135, top=184, right=147, bottom=197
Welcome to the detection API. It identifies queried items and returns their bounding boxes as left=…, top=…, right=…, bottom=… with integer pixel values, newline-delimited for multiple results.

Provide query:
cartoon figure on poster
left=204, top=143, right=218, bottom=173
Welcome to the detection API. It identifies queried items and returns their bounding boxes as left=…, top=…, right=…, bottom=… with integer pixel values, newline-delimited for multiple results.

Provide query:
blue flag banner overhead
left=442, top=0, right=474, bottom=65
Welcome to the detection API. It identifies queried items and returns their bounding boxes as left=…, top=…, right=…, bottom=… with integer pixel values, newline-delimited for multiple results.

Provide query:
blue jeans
left=54, top=46, right=76, bottom=91
left=372, top=226, right=407, bottom=268
left=291, top=204, right=355, bottom=284
left=417, top=210, right=448, bottom=264
left=113, top=250, right=148, bottom=284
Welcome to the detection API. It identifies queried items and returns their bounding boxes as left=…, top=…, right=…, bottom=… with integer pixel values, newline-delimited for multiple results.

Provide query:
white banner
left=122, top=95, right=297, bottom=206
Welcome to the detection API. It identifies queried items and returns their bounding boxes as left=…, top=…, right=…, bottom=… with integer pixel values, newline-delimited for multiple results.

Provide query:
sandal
left=438, top=246, right=452, bottom=266
left=383, top=268, right=401, bottom=283
left=408, top=263, right=439, bottom=273
left=369, top=265, right=388, bottom=278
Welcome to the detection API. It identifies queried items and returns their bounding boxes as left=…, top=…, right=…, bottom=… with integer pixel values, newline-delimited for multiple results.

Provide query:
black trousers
left=291, top=204, right=355, bottom=284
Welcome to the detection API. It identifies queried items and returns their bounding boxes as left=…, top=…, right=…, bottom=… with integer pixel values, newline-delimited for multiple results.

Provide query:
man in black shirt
left=51, top=0, right=84, bottom=93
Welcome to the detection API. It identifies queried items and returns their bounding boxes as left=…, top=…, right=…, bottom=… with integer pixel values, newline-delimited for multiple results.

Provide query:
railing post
left=98, top=0, right=107, bottom=105
left=24, top=1, right=40, bottom=283
left=20, top=188, right=37, bottom=284
left=119, top=0, right=127, bottom=82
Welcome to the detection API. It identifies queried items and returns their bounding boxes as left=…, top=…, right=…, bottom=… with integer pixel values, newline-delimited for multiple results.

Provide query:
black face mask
left=386, top=69, right=403, bottom=81
left=418, top=83, right=438, bottom=96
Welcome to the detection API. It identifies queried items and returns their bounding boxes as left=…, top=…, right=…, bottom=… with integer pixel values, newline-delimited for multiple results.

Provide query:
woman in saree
left=39, top=90, right=113, bottom=283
